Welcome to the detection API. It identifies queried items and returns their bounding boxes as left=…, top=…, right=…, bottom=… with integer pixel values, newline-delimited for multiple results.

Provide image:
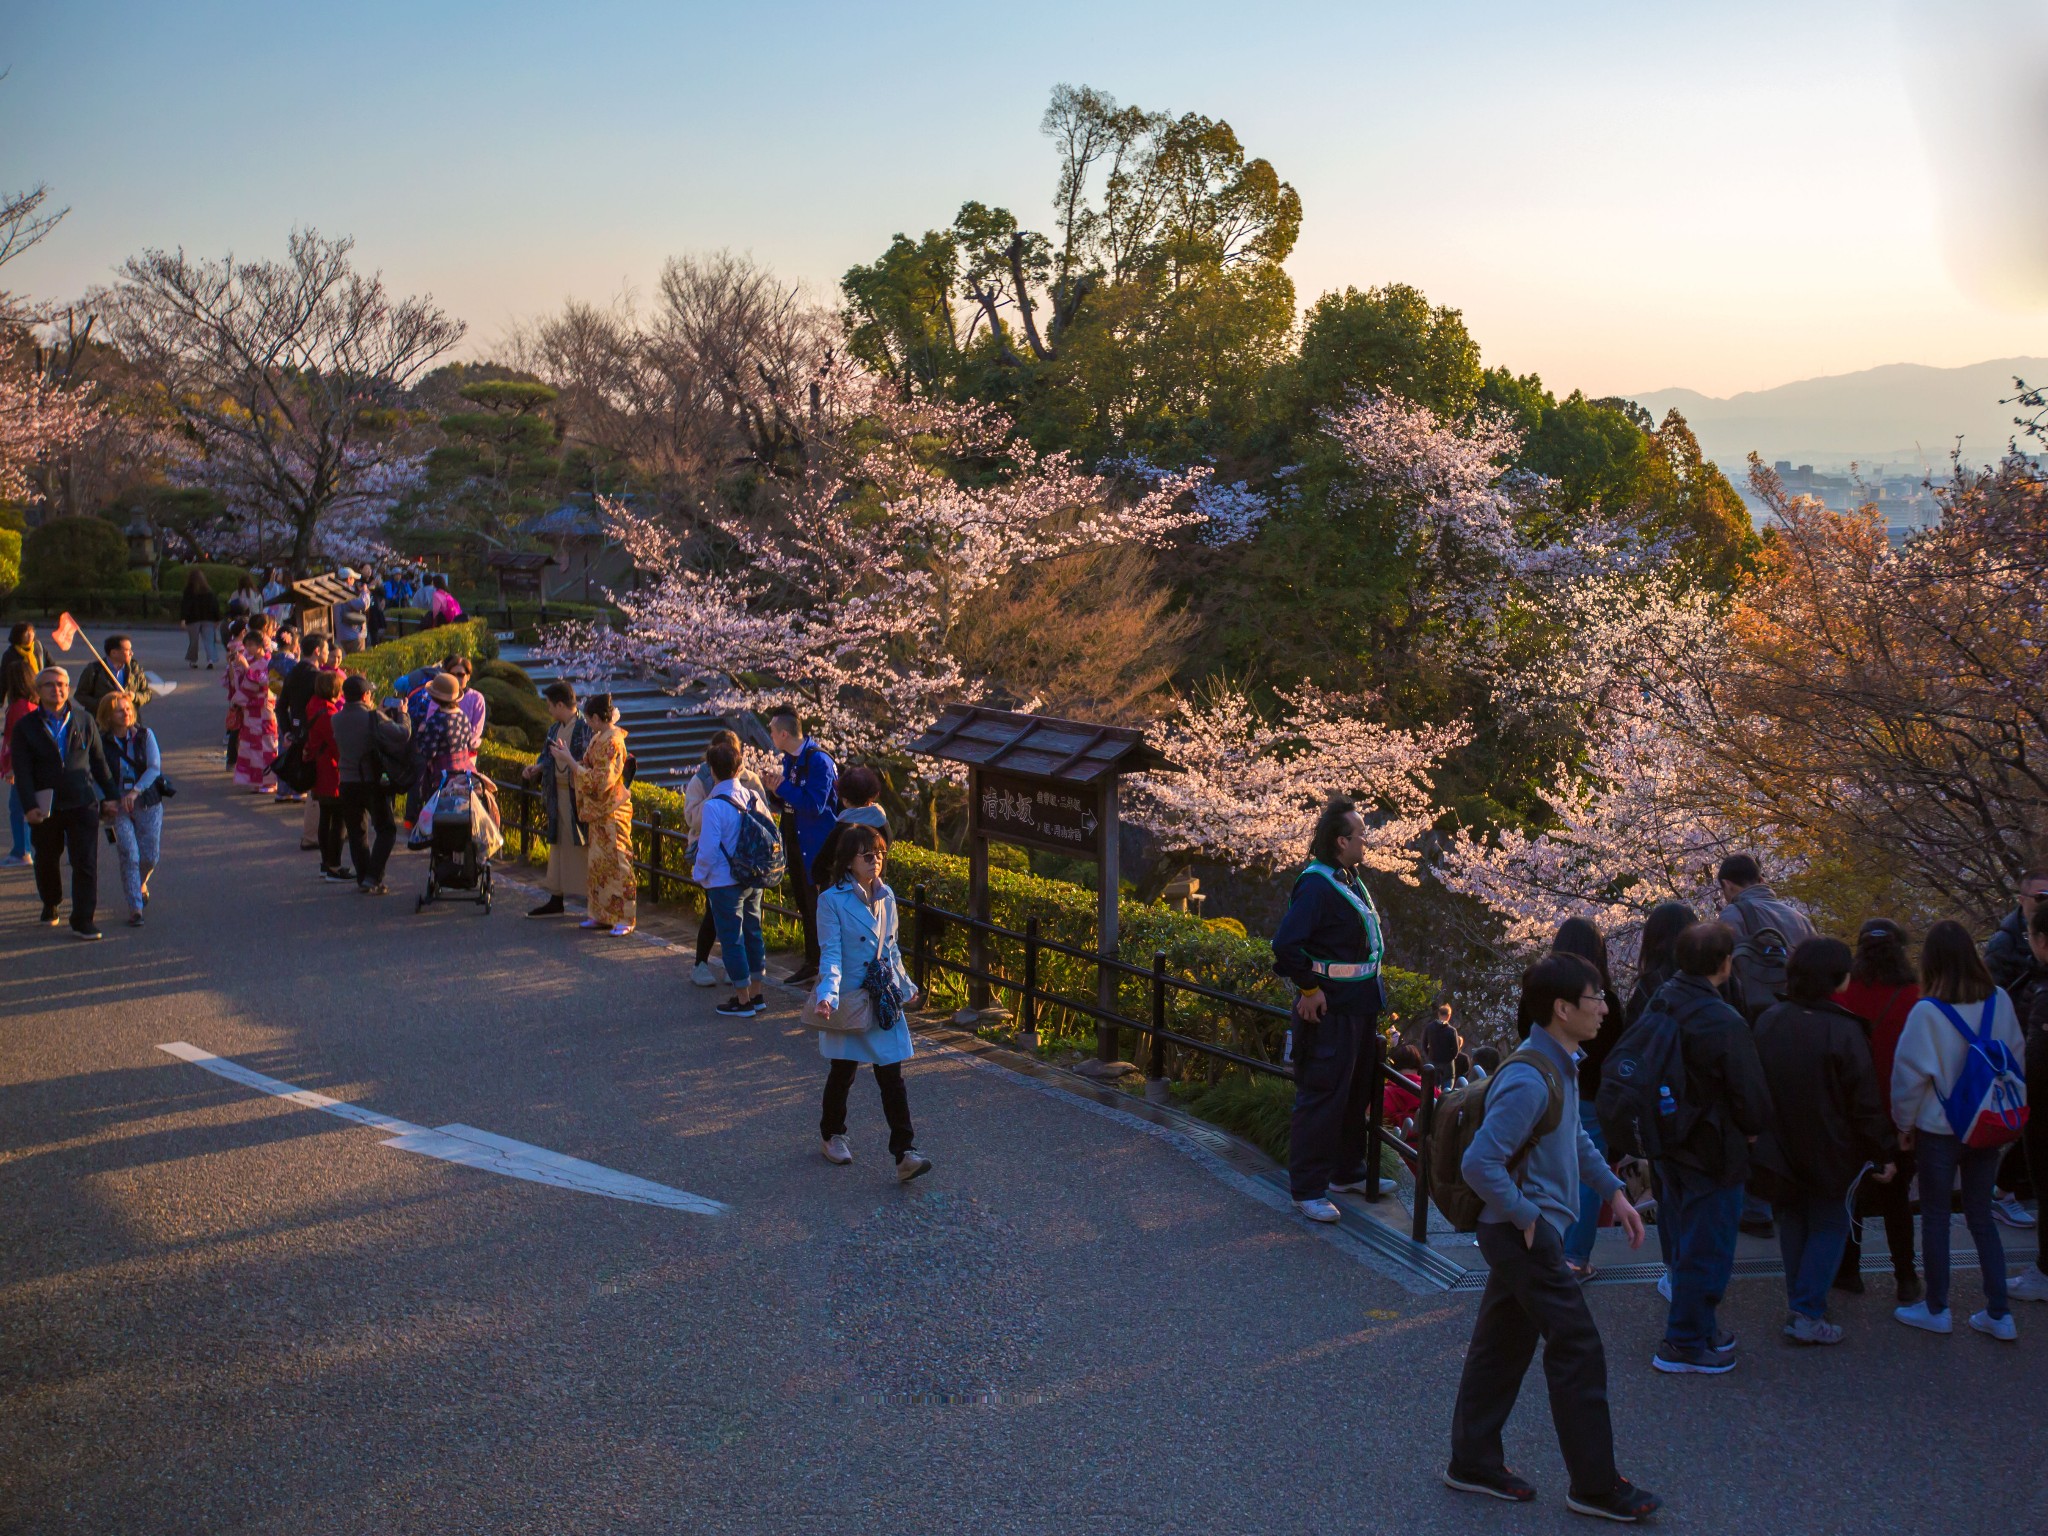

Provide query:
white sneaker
left=691, top=961, right=719, bottom=987
left=821, top=1135, right=852, bottom=1165
left=1992, top=1192, right=2036, bottom=1228
left=1657, top=1268, right=1673, bottom=1303
left=896, top=1151, right=933, bottom=1183
left=1295, top=1197, right=1341, bottom=1223
left=1971, top=1309, right=2019, bottom=1341
left=1894, top=1300, right=1953, bottom=1334
left=2006, top=1267, right=2048, bottom=1302
left=1327, top=1175, right=1378, bottom=1195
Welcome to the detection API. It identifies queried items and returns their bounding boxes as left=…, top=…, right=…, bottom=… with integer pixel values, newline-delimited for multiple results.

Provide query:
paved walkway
left=2, top=654, right=2045, bottom=1534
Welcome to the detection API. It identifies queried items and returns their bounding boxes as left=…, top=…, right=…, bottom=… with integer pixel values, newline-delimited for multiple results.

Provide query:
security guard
left=1271, top=797, right=1388, bottom=1222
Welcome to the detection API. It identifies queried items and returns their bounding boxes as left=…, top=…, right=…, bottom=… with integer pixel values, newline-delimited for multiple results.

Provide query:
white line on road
left=157, top=1042, right=727, bottom=1216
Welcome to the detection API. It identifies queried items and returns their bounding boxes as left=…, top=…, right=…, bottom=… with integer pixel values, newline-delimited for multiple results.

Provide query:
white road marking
left=157, top=1042, right=726, bottom=1216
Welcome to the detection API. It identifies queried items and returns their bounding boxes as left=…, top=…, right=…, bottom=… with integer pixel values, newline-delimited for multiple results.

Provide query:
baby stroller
left=412, top=770, right=502, bottom=915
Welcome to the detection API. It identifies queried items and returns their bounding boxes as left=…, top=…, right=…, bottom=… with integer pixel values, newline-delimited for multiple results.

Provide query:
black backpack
left=1727, top=916, right=1791, bottom=1023
left=1596, top=983, right=1710, bottom=1160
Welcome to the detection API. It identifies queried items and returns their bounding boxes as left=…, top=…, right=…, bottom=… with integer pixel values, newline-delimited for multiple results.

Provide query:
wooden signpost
left=905, top=705, right=1176, bottom=1061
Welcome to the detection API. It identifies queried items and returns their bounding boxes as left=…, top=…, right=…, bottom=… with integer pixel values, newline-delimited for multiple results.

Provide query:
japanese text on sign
left=971, top=768, right=1103, bottom=857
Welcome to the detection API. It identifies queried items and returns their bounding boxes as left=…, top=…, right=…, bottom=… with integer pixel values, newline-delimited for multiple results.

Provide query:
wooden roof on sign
left=487, top=551, right=558, bottom=572
left=289, top=572, right=356, bottom=606
left=904, top=704, right=1179, bottom=784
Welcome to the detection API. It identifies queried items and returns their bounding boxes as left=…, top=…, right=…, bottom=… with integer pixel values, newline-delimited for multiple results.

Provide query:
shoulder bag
left=809, top=891, right=894, bottom=1035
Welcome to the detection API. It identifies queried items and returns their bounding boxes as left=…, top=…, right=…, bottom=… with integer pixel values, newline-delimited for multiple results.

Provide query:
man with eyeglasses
left=9, top=667, right=117, bottom=940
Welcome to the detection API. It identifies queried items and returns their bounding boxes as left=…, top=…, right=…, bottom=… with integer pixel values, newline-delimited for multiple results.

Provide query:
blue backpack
left=1931, top=997, right=2029, bottom=1149
left=719, top=787, right=786, bottom=889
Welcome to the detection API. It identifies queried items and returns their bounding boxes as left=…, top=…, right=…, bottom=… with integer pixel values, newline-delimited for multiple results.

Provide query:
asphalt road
left=2, top=643, right=2044, bottom=1534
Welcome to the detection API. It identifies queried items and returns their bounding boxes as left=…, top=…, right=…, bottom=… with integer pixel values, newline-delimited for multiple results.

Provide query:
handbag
left=225, top=703, right=244, bottom=732
left=805, top=892, right=904, bottom=1034
left=810, top=986, right=875, bottom=1035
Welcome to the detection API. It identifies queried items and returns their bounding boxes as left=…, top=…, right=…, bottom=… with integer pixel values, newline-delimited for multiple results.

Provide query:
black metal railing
left=903, top=884, right=1434, bottom=1238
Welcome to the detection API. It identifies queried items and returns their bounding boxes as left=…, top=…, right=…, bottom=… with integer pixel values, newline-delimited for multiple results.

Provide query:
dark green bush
left=21, top=517, right=128, bottom=602
left=162, top=562, right=253, bottom=599
left=474, top=675, right=549, bottom=749
left=348, top=619, right=497, bottom=697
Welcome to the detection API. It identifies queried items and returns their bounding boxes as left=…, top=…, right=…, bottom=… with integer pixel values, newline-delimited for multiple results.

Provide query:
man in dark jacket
left=1270, top=798, right=1388, bottom=1223
left=1984, top=870, right=2048, bottom=993
left=331, top=674, right=410, bottom=893
left=10, top=667, right=117, bottom=939
left=1652, top=921, right=1774, bottom=1375
left=1752, top=938, right=1897, bottom=1343
left=75, top=635, right=154, bottom=719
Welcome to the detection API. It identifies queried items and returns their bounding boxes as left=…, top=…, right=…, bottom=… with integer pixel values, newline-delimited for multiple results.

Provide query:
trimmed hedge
left=472, top=736, right=1440, bottom=1079
left=21, top=517, right=127, bottom=602
left=349, top=619, right=497, bottom=697
left=163, top=562, right=253, bottom=598
left=0, top=528, right=18, bottom=599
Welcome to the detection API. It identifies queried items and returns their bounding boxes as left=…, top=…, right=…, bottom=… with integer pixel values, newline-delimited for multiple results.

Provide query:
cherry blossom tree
left=170, top=447, right=423, bottom=569
left=0, top=365, right=100, bottom=505
left=1125, top=683, right=1469, bottom=879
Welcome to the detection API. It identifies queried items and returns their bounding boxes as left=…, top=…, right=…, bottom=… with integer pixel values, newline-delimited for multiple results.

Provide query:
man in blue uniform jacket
left=1271, top=798, right=1388, bottom=1222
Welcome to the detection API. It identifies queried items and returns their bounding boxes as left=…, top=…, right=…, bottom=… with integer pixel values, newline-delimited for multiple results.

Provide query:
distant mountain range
left=1629, top=357, right=2045, bottom=473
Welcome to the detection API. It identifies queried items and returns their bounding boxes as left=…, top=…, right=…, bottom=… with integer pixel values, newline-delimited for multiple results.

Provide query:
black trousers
left=790, top=835, right=821, bottom=966
left=31, top=803, right=99, bottom=932
left=696, top=910, right=716, bottom=964
left=339, top=784, right=396, bottom=883
left=2022, top=1029, right=2048, bottom=1275
left=1839, top=1146, right=1918, bottom=1285
left=1288, top=1008, right=1377, bottom=1199
left=1451, top=1219, right=1619, bottom=1499
left=317, top=795, right=346, bottom=870
left=821, top=1059, right=915, bottom=1158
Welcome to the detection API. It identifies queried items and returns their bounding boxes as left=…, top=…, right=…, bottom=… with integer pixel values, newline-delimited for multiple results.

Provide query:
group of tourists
left=3, top=621, right=167, bottom=936
left=1270, top=807, right=2044, bottom=1525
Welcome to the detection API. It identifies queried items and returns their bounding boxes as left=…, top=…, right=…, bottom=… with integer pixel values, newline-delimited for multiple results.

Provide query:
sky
left=4, top=0, right=2044, bottom=399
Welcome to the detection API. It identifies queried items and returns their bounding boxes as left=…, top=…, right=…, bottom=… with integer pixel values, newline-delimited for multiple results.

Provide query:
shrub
left=347, top=619, right=497, bottom=697
left=474, top=675, right=550, bottom=749
left=162, top=561, right=252, bottom=598
left=0, top=528, right=19, bottom=600
left=21, top=517, right=128, bottom=603
left=475, top=657, right=537, bottom=691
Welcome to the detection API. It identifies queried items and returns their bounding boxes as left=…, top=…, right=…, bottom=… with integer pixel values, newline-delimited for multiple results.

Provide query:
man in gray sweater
left=1446, top=952, right=1656, bottom=1523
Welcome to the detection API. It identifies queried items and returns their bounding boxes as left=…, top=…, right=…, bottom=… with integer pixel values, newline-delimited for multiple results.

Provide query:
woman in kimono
left=230, top=618, right=278, bottom=792
left=551, top=692, right=634, bottom=936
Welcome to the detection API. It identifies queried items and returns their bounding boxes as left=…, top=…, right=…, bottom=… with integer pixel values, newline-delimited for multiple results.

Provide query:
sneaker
left=1651, top=1341, right=1735, bottom=1374
left=1833, top=1268, right=1866, bottom=1295
left=39, top=903, right=60, bottom=926
left=895, top=1151, right=933, bottom=1183
left=527, top=896, right=565, bottom=918
left=321, top=868, right=356, bottom=883
left=1992, top=1192, right=2036, bottom=1228
left=1566, top=1477, right=1662, bottom=1523
left=1295, top=1197, right=1341, bottom=1224
left=1970, top=1309, right=2018, bottom=1341
left=1894, top=1300, right=1953, bottom=1334
left=691, top=961, right=719, bottom=987
left=715, top=995, right=758, bottom=1017
left=786, top=963, right=819, bottom=985
left=126, top=912, right=144, bottom=928
left=71, top=927, right=102, bottom=942
left=2005, top=1267, right=2048, bottom=1302
left=359, top=881, right=389, bottom=896
left=1710, top=1326, right=1737, bottom=1353
left=1896, top=1273, right=1925, bottom=1307
left=822, top=1135, right=852, bottom=1165
left=1442, top=1465, right=1537, bottom=1503
left=1327, top=1174, right=1378, bottom=1194
left=1783, top=1314, right=1844, bottom=1345
left=1568, top=1260, right=1600, bottom=1284
left=1656, top=1269, right=1672, bottom=1303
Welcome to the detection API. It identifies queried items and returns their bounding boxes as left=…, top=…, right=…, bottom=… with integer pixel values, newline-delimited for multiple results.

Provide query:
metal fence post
left=1364, top=1028, right=1386, bottom=1203
left=1413, top=1063, right=1438, bottom=1243
left=912, top=885, right=928, bottom=999
left=1020, top=916, right=1039, bottom=1051
left=648, top=809, right=665, bottom=906
left=1145, top=951, right=1169, bottom=1103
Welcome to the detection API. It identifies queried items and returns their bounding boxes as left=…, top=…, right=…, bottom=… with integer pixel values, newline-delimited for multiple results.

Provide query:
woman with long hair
left=1891, top=920, right=2026, bottom=1338
left=810, top=823, right=929, bottom=1181
left=180, top=568, right=221, bottom=668
left=1553, top=917, right=1628, bottom=1279
left=552, top=692, right=635, bottom=936
left=228, top=616, right=278, bottom=793
left=96, top=690, right=165, bottom=927
left=1836, top=918, right=1924, bottom=1303
left=1, top=621, right=45, bottom=863
left=1624, top=901, right=1697, bottom=1026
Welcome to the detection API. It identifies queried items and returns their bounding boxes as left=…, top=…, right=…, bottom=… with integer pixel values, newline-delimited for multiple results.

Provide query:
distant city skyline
left=5, top=0, right=2045, bottom=400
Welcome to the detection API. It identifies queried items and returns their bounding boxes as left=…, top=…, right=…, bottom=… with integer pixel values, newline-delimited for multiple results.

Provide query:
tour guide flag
left=49, top=612, right=79, bottom=653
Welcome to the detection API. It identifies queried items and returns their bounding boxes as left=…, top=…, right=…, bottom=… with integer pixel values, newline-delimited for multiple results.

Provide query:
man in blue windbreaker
left=770, top=705, right=838, bottom=985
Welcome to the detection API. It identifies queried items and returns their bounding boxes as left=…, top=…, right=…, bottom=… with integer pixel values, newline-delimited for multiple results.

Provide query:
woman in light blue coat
left=810, top=823, right=931, bottom=1182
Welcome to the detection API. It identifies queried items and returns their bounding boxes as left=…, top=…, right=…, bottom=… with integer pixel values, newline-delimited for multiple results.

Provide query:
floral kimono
left=571, top=721, right=636, bottom=926
left=230, top=641, right=277, bottom=791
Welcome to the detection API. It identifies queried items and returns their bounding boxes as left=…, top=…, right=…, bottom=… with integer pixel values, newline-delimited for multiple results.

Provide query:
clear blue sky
left=4, top=0, right=2039, bottom=397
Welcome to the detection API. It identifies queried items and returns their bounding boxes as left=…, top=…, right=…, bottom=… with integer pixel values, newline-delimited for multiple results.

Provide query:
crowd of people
left=1266, top=815, right=2045, bottom=1525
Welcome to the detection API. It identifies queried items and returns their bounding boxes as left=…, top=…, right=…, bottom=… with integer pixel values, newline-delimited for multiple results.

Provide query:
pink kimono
left=230, top=642, right=278, bottom=791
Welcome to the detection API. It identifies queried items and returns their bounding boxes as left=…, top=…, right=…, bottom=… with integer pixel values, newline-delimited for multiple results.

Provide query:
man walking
left=769, top=706, right=837, bottom=986
left=1447, top=951, right=1657, bottom=1522
left=10, top=667, right=117, bottom=940
left=331, top=675, right=409, bottom=895
left=1715, top=853, right=1812, bottom=1235
left=1653, top=921, right=1775, bottom=1374
left=76, top=634, right=154, bottom=720
left=1270, top=799, right=1388, bottom=1223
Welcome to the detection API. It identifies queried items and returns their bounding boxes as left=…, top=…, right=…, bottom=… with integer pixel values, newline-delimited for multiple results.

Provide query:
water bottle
left=1658, top=1084, right=1677, bottom=1119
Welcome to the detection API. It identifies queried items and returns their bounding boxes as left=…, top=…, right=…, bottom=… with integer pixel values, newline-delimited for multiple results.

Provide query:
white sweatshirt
left=1890, top=989, right=2025, bottom=1137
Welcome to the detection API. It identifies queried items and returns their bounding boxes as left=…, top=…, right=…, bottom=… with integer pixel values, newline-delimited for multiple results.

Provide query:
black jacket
left=1270, top=865, right=1387, bottom=1018
left=1576, top=983, right=1628, bottom=1098
left=279, top=659, right=321, bottom=735
left=10, top=705, right=116, bottom=813
left=180, top=587, right=221, bottom=623
left=1751, top=999, right=1894, bottom=1199
left=1984, top=907, right=2043, bottom=996
left=330, top=701, right=411, bottom=786
left=1658, top=974, right=1774, bottom=1185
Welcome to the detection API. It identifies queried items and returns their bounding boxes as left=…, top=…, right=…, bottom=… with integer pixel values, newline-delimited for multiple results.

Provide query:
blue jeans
left=1661, top=1163, right=1743, bottom=1350
left=111, top=802, right=163, bottom=915
left=6, top=782, right=26, bottom=860
left=1916, top=1131, right=2008, bottom=1317
left=707, top=884, right=765, bottom=987
left=1564, top=1099, right=1608, bottom=1264
left=1774, top=1192, right=1852, bottom=1319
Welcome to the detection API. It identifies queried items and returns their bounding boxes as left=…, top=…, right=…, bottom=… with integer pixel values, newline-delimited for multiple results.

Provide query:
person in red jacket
left=1836, top=918, right=1923, bottom=1306
left=303, top=669, right=350, bottom=882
